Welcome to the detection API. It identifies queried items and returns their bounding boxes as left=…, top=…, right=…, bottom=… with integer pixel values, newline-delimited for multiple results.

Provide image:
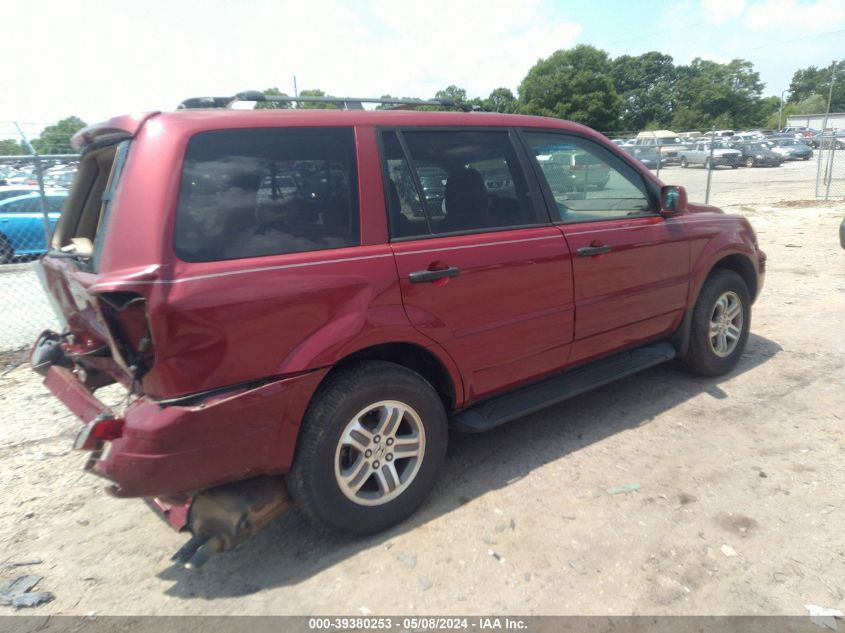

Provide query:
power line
left=724, top=27, right=845, bottom=54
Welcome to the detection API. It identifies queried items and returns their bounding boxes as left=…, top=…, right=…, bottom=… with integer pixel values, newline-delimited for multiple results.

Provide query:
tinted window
left=175, top=128, right=359, bottom=262
left=380, top=132, right=431, bottom=239
left=525, top=132, right=652, bottom=222
left=381, top=130, right=539, bottom=237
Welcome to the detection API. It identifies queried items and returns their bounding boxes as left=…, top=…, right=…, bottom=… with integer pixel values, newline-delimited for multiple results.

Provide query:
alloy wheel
left=708, top=291, right=743, bottom=358
left=334, top=400, right=426, bottom=506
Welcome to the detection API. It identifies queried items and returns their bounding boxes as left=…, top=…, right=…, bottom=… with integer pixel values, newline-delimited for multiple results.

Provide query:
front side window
left=525, top=132, right=653, bottom=223
left=381, top=129, right=540, bottom=238
left=175, top=127, right=359, bottom=262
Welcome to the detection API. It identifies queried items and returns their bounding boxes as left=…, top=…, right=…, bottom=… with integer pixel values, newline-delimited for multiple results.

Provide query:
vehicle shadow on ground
left=158, top=333, right=782, bottom=599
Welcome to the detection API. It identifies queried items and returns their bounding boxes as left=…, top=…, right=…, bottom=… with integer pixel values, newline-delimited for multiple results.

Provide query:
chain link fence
left=815, top=137, right=845, bottom=199
left=1, top=152, right=77, bottom=362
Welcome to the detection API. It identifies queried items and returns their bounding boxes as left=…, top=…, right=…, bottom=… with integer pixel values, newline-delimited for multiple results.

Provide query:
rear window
left=175, top=127, right=359, bottom=262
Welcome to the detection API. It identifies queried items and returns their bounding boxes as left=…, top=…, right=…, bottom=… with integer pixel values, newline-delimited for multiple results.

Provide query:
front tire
left=745, top=156, right=755, bottom=168
left=287, top=361, right=448, bottom=535
left=680, top=157, right=688, bottom=168
left=680, top=270, right=751, bottom=377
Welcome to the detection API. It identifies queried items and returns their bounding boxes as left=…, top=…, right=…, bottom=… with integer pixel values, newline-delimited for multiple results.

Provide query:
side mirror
left=660, top=185, right=687, bottom=216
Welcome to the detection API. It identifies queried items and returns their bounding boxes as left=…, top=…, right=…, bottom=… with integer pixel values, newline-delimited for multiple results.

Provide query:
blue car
left=0, top=191, right=67, bottom=263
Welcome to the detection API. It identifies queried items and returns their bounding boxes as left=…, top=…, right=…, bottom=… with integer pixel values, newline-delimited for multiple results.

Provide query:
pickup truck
left=679, top=142, right=741, bottom=169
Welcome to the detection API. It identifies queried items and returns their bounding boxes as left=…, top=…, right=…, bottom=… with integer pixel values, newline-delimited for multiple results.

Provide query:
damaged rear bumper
left=34, top=333, right=327, bottom=499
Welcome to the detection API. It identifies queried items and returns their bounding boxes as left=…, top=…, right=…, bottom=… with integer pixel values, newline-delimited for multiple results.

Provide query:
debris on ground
left=396, top=552, right=417, bottom=569
left=1, top=559, right=42, bottom=570
left=606, top=483, right=641, bottom=495
left=0, top=574, right=55, bottom=609
left=720, top=545, right=739, bottom=558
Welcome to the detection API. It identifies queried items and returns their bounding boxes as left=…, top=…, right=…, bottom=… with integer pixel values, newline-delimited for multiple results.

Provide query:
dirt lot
left=0, top=159, right=843, bottom=616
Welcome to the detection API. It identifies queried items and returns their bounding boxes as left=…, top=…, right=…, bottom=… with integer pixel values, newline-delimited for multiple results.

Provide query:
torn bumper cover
left=35, top=338, right=327, bottom=500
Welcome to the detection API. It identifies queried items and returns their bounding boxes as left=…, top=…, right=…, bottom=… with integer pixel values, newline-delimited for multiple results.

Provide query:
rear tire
left=704, top=157, right=712, bottom=170
left=287, top=361, right=448, bottom=535
left=745, top=156, right=755, bottom=168
left=0, top=235, right=13, bottom=264
left=680, top=270, right=751, bottom=377
left=680, top=157, right=688, bottom=168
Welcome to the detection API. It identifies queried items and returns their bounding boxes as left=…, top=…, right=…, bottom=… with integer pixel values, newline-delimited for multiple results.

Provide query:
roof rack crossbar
left=177, top=92, right=478, bottom=112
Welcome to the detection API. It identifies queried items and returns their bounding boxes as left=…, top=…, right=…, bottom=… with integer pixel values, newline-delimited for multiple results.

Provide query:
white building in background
left=786, top=112, right=845, bottom=130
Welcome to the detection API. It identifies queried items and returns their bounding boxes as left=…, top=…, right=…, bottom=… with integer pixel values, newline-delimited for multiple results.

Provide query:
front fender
left=687, top=214, right=763, bottom=305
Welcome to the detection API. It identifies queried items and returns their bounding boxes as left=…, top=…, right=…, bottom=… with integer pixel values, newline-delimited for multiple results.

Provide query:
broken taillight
left=74, top=416, right=124, bottom=451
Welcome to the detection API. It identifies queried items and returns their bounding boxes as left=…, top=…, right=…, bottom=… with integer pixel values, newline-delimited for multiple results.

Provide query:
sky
left=2, top=0, right=844, bottom=139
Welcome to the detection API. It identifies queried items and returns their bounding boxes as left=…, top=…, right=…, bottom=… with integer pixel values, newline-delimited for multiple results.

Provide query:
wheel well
left=711, top=254, right=758, bottom=301
left=331, top=343, right=457, bottom=411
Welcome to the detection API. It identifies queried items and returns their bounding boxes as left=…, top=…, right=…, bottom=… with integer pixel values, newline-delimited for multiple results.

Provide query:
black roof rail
left=176, top=92, right=482, bottom=112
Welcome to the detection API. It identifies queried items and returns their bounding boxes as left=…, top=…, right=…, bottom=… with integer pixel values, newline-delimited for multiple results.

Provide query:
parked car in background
left=729, top=133, right=764, bottom=143
left=771, top=138, right=813, bottom=160
left=0, top=191, right=67, bottom=263
left=728, top=142, right=784, bottom=167
left=679, top=141, right=741, bottom=169
left=763, top=141, right=794, bottom=161
left=0, top=185, right=40, bottom=202
left=4, top=172, right=38, bottom=186
left=535, top=148, right=611, bottom=190
left=634, top=131, right=691, bottom=165
left=813, top=131, right=845, bottom=150
left=781, top=127, right=815, bottom=138
left=703, top=129, right=736, bottom=139
left=622, top=146, right=665, bottom=170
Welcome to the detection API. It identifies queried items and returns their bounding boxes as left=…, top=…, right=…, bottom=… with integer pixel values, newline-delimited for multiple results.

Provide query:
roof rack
left=176, top=91, right=483, bottom=112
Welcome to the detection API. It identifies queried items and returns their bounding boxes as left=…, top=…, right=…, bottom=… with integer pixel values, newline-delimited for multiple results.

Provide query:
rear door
left=521, top=131, right=690, bottom=365
left=381, top=128, right=575, bottom=403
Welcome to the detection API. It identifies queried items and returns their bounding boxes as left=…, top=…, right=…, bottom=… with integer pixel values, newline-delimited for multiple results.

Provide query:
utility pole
left=821, top=61, right=838, bottom=201
left=820, top=60, right=838, bottom=134
left=777, top=89, right=790, bottom=131
left=293, top=76, right=298, bottom=98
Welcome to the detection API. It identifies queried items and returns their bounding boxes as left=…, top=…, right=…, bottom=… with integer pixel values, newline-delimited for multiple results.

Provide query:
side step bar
left=451, top=342, right=676, bottom=433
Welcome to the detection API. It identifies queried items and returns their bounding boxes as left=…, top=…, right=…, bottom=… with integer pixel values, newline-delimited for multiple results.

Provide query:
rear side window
left=380, top=129, right=540, bottom=238
left=175, top=127, right=359, bottom=262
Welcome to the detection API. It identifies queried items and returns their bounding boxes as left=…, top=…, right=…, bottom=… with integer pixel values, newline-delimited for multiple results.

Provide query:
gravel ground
left=0, top=161, right=843, bottom=616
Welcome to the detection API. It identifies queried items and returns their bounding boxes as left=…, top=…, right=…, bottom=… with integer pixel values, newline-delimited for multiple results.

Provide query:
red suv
left=31, top=93, right=765, bottom=567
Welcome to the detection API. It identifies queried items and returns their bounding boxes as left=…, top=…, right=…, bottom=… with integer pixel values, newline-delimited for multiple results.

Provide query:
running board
left=451, top=342, right=676, bottom=433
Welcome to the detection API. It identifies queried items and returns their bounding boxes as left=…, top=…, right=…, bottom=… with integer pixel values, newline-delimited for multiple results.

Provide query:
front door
left=380, top=129, right=575, bottom=404
left=521, top=131, right=690, bottom=365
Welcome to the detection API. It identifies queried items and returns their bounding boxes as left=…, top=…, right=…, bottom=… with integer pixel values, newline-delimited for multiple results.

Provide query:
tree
left=434, top=85, right=468, bottom=104
left=610, top=52, right=676, bottom=132
left=31, top=117, right=87, bottom=154
left=296, top=89, right=339, bottom=109
left=787, top=61, right=845, bottom=113
left=756, top=95, right=783, bottom=129
left=518, top=45, right=623, bottom=132
left=670, top=58, right=763, bottom=130
left=768, top=94, right=828, bottom=129
left=0, top=139, right=24, bottom=156
left=483, top=87, right=517, bottom=113
left=255, top=87, right=292, bottom=109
